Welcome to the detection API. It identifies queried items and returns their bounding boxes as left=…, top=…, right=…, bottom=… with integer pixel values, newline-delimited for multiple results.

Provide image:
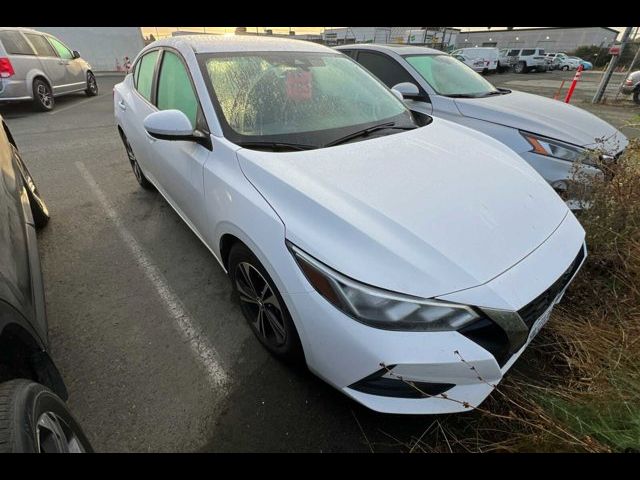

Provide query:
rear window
left=0, top=31, right=35, bottom=55
left=24, top=33, right=57, bottom=57
left=521, top=49, right=535, bottom=56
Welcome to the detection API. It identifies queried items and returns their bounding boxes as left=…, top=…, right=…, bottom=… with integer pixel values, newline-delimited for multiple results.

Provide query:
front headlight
left=520, top=131, right=596, bottom=165
left=287, top=242, right=481, bottom=331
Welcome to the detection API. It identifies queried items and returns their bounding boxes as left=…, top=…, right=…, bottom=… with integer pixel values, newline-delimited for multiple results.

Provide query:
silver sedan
left=336, top=44, right=628, bottom=199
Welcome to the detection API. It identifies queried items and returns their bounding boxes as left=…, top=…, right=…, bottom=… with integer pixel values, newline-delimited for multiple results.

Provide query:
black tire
left=514, top=61, right=526, bottom=74
left=32, top=78, right=54, bottom=111
left=633, top=89, right=639, bottom=105
left=0, top=379, right=93, bottom=453
left=118, top=129, right=154, bottom=190
left=13, top=146, right=50, bottom=228
left=85, top=72, right=98, bottom=97
left=228, top=242, right=304, bottom=362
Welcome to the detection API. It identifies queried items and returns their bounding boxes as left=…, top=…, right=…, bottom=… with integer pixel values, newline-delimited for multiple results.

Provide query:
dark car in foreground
left=0, top=115, right=92, bottom=452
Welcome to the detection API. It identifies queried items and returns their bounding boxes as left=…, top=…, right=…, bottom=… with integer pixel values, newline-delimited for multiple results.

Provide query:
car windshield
left=403, top=54, right=500, bottom=98
left=198, top=51, right=415, bottom=148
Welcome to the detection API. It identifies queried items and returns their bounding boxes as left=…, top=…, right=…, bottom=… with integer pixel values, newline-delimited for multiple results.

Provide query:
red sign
left=286, top=71, right=312, bottom=101
left=609, top=45, right=621, bottom=55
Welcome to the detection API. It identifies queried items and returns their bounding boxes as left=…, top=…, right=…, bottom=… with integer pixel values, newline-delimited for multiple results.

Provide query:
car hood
left=454, top=90, right=628, bottom=155
left=237, top=120, right=570, bottom=299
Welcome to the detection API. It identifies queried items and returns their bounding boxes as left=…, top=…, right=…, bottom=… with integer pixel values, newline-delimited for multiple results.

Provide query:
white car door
left=145, top=49, right=212, bottom=240
left=118, top=49, right=161, bottom=184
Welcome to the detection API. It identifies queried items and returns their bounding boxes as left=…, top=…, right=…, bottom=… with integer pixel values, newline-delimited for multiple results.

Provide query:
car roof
left=0, top=27, right=51, bottom=35
left=147, top=34, right=335, bottom=54
left=335, top=43, right=444, bottom=56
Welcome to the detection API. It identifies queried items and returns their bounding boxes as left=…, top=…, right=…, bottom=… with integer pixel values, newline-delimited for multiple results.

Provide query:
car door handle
left=117, top=100, right=126, bottom=111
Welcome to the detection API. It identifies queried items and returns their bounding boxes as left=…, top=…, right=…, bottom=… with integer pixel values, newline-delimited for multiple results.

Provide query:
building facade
left=454, top=27, right=618, bottom=53
left=322, top=27, right=459, bottom=48
left=31, top=27, right=146, bottom=71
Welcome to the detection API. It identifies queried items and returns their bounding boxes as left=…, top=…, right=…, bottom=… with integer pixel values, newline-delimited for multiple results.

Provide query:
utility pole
left=592, top=26, right=634, bottom=103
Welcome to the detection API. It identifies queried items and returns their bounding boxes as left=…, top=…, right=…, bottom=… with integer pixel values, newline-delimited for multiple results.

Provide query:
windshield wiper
left=236, top=141, right=316, bottom=152
left=444, top=93, right=483, bottom=98
left=448, top=89, right=511, bottom=99
left=324, top=122, right=417, bottom=148
left=477, top=90, right=510, bottom=97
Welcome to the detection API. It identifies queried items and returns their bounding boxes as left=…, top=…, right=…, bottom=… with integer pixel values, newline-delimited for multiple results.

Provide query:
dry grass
left=394, top=139, right=640, bottom=453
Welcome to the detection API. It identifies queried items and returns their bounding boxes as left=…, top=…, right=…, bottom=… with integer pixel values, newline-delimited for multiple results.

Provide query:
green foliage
left=570, top=41, right=640, bottom=69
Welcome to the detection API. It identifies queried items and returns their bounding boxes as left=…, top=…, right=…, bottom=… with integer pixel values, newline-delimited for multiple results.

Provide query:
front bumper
left=283, top=214, right=586, bottom=414
left=285, top=288, right=508, bottom=414
left=620, top=84, right=637, bottom=95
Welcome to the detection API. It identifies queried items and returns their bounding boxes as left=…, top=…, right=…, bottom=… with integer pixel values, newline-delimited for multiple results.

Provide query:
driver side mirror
left=391, top=82, right=427, bottom=102
left=144, top=110, right=212, bottom=150
left=72, top=50, right=81, bottom=59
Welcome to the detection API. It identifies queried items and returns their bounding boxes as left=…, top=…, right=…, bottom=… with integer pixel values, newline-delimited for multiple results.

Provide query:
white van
left=451, top=47, right=499, bottom=74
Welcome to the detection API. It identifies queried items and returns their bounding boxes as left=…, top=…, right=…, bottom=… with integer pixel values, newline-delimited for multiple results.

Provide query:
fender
left=24, top=68, right=52, bottom=100
left=0, top=301, right=67, bottom=400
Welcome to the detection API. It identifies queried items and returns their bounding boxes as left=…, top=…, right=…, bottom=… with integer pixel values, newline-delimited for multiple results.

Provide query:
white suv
left=509, top=47, right=549, bottom=73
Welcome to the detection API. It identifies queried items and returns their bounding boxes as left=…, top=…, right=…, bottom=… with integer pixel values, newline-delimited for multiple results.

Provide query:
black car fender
left=0, top=301, right=67, bottom=400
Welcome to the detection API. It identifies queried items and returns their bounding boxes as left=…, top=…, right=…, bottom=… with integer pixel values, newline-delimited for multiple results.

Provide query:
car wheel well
left=0, top=324, right=40, bottom=385
left=0, top=324, right=66, bottom=399
left=32, top=75, right=51, bottom=89
left=219, top=234, right=244, bottom=270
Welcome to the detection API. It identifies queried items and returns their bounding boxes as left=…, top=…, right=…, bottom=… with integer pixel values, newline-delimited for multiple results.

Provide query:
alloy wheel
left=36, top=411, right=86, bottom=453
left=87, top=74, right=98, bottom=94
left=234, top=262, right=287, bottom=347
left=37, top=84, right=52, bottom=108
left=124, top=138, right=143, bottom=183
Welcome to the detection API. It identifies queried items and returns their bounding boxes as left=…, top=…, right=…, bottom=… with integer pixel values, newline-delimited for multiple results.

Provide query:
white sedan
left=114, top=35, right=586, bottom=414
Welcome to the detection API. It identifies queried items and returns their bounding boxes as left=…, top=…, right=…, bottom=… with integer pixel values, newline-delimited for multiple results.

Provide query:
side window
left=135, top=50, right=159, bottom=103
left=47, top=36, right=74, bottom=60
left=24, top=33, right=56, bottom=57
left=340, top=49, right=356, bottom=59
left=156, top=50, right=199, bottom=129
left=356, top=51, right=417, bottom=89
left=0, top=31, right=35, bottom=55
left=508, top=49, right=520, bottom=56
left=521, top=49, right=535, bottom=56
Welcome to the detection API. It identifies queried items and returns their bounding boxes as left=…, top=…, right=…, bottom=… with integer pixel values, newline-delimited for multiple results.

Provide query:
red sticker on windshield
left=286, top=70, right=312, bottom=101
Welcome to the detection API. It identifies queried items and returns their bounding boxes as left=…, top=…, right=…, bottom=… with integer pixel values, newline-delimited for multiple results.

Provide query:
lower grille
left=349, top=365, right=454, bottom=399
left=518, top=246, right=585, bottom=328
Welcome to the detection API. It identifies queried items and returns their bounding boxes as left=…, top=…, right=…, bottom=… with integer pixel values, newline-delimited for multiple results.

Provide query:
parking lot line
left=48, top=94, right=107, bottom=115
left=75, top=160, right=229, bottom=389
